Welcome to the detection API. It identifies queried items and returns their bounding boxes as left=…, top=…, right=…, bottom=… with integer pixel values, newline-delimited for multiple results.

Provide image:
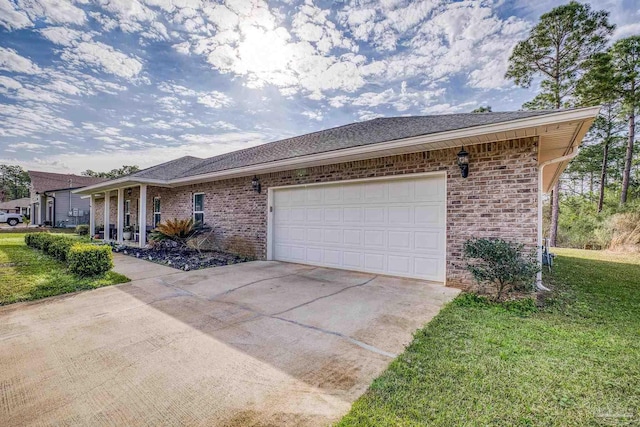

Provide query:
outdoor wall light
left=457, top=147, right=470, bottom=178
left=251, top=176, right=261, bottom=194
left=126, top=188, right=132, bottom=196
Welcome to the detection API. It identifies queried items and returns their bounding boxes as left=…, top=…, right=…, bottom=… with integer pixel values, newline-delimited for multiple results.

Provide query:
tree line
left=504, top=1, right=639, bottom=247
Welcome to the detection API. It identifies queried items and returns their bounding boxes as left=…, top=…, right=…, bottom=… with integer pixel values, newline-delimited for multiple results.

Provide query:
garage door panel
left=323, top=186, right=342, bottom=203
left=364, top=253, right=385, bottom=271
left=364, top=182, right=388, bottom=202
left=342, top=185, right=362, bottom=202
left=388, top=180, right=412, bottom=201
left=414, top=257, right=441, bottom=280
left=414, top=179, right=445, bottom=201
left=324, top=249, right=342, bottom=266
left=415, top=205, right=444, bottom=225
left=364, top=230, right=385, bottom=248
left=388, top=206, right=412, bottom=224
left=344, top=229, right=362, bottom=245
left=272, top=175, right=445, bottom=281
left=364, top=207, right=385, bottom=224
left=306, top=189, right=323, bottom=205
left=306, top=208, right=323, bottom=222
left=343, top=207, right=362, bottom=222
left=388, top=255, right=411, bottom=275
left=415, top=230, right=444, bottom=252
left=291, top=190, right=306, bottom=204
left=343, top=251, right=363, bottom=268
left=388, top=231, right=411, bottom=250
left=323, top=229, right=342, bottom=244
left=324, top=208, right=342, bottom=222
left=307, top=228, right=323, bottom=243
left=290, top=208, right=305, bottom=222
left=307, top=247, right=322, bottom=262
left=290, top=246, right=306, bottom=261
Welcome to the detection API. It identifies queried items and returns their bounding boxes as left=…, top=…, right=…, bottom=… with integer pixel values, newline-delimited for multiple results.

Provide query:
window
left=124, top=200, right=131, bottom=227
left=153, top=197, right=161, bottom=227
left=193, top=193, right=204, bottom=226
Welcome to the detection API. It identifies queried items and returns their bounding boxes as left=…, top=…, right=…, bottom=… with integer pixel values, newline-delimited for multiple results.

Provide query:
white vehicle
left=0, top=212, right=23, bottom=226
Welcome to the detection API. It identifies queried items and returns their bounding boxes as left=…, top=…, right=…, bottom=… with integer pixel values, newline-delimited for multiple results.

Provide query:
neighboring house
left=75, top=107, right=599, bottom=288
left=29, top=171, right=107, bottom=227
left=0, top=197, right=31, bottom=216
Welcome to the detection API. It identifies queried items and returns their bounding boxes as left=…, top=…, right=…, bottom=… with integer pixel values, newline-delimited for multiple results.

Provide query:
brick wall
left=91, top=138, right=538, bottom=288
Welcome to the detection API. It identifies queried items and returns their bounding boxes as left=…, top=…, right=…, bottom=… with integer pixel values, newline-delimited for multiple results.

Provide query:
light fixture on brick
left=251, top=176, right=261, bottom=194
left=457, top=146, right=469, bottom=178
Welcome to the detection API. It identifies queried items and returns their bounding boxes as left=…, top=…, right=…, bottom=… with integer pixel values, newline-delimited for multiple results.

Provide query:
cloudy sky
left=1, top=0, right=638, bottom=174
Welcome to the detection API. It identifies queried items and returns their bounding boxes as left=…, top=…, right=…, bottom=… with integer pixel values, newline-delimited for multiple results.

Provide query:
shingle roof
left=0, top=197, right=30, bottom=210
left=102, top=110, right=560, bottom=182
left=133, top=156, right=207, bottom=180
left=29, top=171, right=108, bottom=193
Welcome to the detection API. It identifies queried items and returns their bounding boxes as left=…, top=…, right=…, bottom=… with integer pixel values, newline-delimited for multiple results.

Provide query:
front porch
left=89, top=184, right=153, bottom=248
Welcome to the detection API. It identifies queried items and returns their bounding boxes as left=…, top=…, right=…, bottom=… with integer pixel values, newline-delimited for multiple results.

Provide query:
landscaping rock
left=116, top=247, right=250, bottom=271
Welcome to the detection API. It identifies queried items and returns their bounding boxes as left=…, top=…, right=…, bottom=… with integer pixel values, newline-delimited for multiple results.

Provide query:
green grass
left=338, top=248, right=640, bottom=426
left=0, top=233, right=129, bottom=305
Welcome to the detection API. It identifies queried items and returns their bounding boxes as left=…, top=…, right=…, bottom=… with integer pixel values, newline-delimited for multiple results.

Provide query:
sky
left=1, top=0, right=639, bottom=174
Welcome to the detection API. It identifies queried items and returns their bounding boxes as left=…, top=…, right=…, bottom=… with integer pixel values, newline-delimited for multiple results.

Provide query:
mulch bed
left=113, top=245, right=251, bottom=271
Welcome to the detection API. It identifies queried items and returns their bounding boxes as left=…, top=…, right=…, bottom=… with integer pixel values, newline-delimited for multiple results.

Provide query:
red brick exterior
left=93, top=137, right=539, bottom=289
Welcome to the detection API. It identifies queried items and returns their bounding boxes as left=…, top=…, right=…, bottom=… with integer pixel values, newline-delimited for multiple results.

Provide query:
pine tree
left=505, top=1, right=614, bottom=246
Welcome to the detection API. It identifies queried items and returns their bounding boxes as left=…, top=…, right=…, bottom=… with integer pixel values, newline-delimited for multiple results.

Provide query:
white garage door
left=269, top=174, right=446, bottom=282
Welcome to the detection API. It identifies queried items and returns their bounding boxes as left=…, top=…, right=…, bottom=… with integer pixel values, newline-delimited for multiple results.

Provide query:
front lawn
left=338, top=248, right=640, bottom=426
left=0, top=233, right=129, bottom=305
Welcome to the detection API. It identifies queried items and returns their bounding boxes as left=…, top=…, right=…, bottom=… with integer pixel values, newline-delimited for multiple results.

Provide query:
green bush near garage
left=67, top=244, right=113, bottom=277
left=24, top=233, right=114, bottom=277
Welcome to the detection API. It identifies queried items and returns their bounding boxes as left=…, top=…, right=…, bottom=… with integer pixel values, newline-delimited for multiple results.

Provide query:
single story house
left=0, top=197, right=31, bottom=216
left=29, top=171, right=107, bottom=227
left=75, top=107, right=599, bottom=288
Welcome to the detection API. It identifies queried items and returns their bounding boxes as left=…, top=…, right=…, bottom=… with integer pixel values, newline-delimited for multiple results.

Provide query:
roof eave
left=166, top=106, right=600, bottom=187
left=72, top=177, right=170, bottom=195
left=73, top=106, right=600, bottom=194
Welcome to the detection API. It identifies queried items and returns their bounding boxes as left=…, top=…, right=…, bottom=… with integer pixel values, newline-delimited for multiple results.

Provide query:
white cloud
left=0, top=76, right=23, bottom=90
left=0, top=47, right=41, bottom=74
left=40, top=26, right=86, bottom=46
left=301, top=110, right=323, bottom=121
left=0, top=0, right=33, bottom=30
left=12, top=142, right=47, bottom=151
left=17, top=0, right=87, bottom=26
left=358, top=110, right=384, bottom=121
left=60, top=41, right=144, bottom=80
left=197, top=91, right=232, bottom=109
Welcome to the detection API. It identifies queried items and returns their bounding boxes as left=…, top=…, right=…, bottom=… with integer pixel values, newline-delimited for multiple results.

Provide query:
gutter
left=74, top=106, right=601, bottom=195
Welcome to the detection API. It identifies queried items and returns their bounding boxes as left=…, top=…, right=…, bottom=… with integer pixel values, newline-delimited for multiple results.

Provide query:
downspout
left=537, top=148, right=580, bottom=291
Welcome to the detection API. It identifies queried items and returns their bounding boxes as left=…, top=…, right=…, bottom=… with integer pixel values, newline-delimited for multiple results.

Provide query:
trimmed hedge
left=25, top=233, right=113, bottom=277
left=68, top=244, right=113, bottom=277
left=48, top=237, right=76, bottom=262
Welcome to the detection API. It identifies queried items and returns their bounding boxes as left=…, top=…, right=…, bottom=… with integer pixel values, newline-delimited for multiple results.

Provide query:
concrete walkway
left=0, top=254, right=459, bottom=426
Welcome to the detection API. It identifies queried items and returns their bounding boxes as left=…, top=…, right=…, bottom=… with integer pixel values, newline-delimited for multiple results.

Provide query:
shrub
left=150, top=218, right=195, bottom=248
left=39, top=233, right=56, bottom=254
left=67, top=244, right=113, bottom=277
left=48, top=237, right=75, bottom=262
left=25, top=232, right=54, bottom=251
left=75, top=224, right=90, bottom=236
left=463, top=238, right=539, bottom=301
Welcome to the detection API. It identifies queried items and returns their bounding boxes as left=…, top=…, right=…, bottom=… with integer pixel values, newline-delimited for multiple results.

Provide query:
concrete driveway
left=0, top=255, right=459, bottom=426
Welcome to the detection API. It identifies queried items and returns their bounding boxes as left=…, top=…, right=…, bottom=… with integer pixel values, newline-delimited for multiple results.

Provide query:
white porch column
left=139, top=184, right=147, bottom=248
left=103, top=191, right=110, bottom=241
left=89, top=194, right=95, bottom=239
left=117, top=188, right=124, bottom=243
